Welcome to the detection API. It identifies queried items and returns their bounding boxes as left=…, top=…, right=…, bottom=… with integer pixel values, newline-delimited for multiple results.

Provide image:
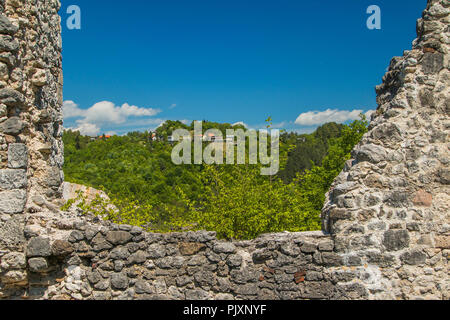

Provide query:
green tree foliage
left=278, top=122, right=344, bottom=183
left=172, top=164, right=320, bottom=239
left=63, top=117, right=368, bottom=240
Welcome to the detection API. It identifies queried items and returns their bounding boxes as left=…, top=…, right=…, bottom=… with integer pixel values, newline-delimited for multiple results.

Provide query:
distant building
left=96, top=134, right=112, bottom=140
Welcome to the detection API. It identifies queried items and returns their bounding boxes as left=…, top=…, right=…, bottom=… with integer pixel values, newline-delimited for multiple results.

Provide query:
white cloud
left=63, top=100, right=85, bottom=119
left=232, top=121, right=248, bottom=128
left=169, top=104, right=177, bottom=109
left=63, top=100, right=162, bottom=136
left=71, top=122, right=101, bottom=136
left=295, top=109, right=365, bottom=126
left=65, top=101, right=161, bottom=124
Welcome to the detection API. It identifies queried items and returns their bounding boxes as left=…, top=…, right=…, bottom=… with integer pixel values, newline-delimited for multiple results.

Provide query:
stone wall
left=0, top=0, right=63, bottom=298
left=24, top=224, right=349, bottom=300
left=0, top=0, right=448, bottom=300
left=322, top=0, right=449, bottom=299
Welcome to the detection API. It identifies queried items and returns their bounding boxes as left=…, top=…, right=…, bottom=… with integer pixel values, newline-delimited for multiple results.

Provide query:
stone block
left=106, top=231, right=132, bottom=245
left=26, top=237, right=51, bottom=258
left=0, top=169, right=27, bottom=190
left=412, top=189, right=433, bottom=207
left=7, top=143, right=27, bottom=169
left=383, top=230, right=410, bottom=251
left=400, top=250, right=427, bottom=265
left=28, top=257, right=48, bottom=273
left=111, top=272, right=129, bottom=290
left=0, top=117, right=25, bottom=135
left=421, top=52, right=444, bottom=75
left=0, top=189, right=26, bottom=214
left=213, top=242, right=236, bottom=254
left=0, top=88, right=23, bottom=106
left=0, top=15, right=19, bottom=35
left=435, top=236, right=450, bottom=249
left=178, top=242, right=205, bottom=255
left=51, top=240, right=74, bottom=256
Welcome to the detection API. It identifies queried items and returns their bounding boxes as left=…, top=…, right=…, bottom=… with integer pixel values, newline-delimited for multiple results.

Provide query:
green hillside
left=63, top=117, right=368, bottom=239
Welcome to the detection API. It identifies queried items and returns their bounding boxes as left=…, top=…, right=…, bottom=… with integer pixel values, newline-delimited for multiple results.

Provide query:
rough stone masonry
left=0, top=0, right=448, bottom=300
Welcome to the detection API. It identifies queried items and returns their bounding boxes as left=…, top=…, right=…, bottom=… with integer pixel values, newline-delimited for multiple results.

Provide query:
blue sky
left=60, top=0, right=426, bottom=136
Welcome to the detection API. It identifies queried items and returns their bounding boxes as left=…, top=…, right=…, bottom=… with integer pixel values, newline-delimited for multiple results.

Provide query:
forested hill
left=63, top=118, right=368, bottom=239
left=279, top=122, right=343, bottom=183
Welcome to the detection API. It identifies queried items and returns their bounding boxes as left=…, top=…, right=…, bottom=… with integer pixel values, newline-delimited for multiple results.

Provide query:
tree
left=62, top=116, right=369, bottom=239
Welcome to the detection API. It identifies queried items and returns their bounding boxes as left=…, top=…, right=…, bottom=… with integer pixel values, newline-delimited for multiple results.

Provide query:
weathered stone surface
left=252, top=249, right=272, bottom=263
left=51, top=240, right=74, bottom=257
left=318, top=240, right=334, bottom=252
left=332, top=182, right=358, bottom=197
left=0, top=15, right=19, bottom=35
left=91, top=233, right=113, bottom=251
left=384, top=191, right=410, bottom=208
left=0, top=169, right=26, bottom=190
left=178, top=242, right=205, bottom=255
left=1, top=270, right=27, bottom=285
left=0, top=117, right=25, bottom=135
left=127, top=250, right=147, bottom=264
left=26, top=237, right=51, bottom=258
left=213, top=242, right=236, bottom=254
left=412, top=189, right=433, bottom=207
left=185, top=289, right=211, bottom=300
left=68, top=230, right=84, bottom=243
left=301, top=242, right=318, bottom=254
left=0, top=88, right=24, bottom=106
left=87, top=270, right=102, bottom=285
left=110, top=246, right=130, bottom=260
left=226, top=254, right=243, bottom=268
left=355, top=144, right=387, bottom=164
left=435, top=236, right=450, bottom=249
left=111, top=273, right=129, bottom=290
left=28, top=258, right=48, bottom=273
left=106, top=231, right=132, bottom=245
left=321, top=252, right=343, bottom=266
left=7, top=144, right=27, bottom=169
left=0, top=252, right=25, bottom=270
left=280, top=244, right=301, bottom=256
left=383, top=230, right=410, bottom=251
left=400, top=250, right=427, bottom=265
left=328, top=207, right=352, bottom=220
left=0, top=35, right=18, bottom=52
left=147, top=243, right=166, bottom=259
left=0, top=189, right=26, bottom=214
left=421, top=52, right=444, bottom=74
left=134, top=280, right=154, bottom=294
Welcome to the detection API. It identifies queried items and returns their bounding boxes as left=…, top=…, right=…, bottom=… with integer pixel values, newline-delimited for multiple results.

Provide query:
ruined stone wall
left=0, top=0, right=448, bottom=300
left=322, top=0, right=449, bottom=299
left=24, top=225, right=348, bottom=300
left=0, top=0, right=63, bottom=297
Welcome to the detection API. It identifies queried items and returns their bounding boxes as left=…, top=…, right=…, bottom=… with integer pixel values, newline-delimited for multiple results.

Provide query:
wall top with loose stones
left=19, top=209, right=357, bottom=300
